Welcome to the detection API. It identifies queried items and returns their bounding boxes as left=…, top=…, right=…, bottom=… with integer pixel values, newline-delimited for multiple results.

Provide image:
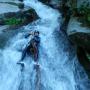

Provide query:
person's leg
left=17, top=47, right=27, bottom=66
left=34, top=46, right=38, bottom=62
left=21, top=49, right=27, bottom=61
left=18, top=47, right=27, bottom=63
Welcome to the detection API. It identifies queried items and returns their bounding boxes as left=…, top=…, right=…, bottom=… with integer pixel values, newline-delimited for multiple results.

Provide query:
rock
left=0, top=0, right=14, bottom=1
left=77, top=46, right=90, bottom=78
left=0, top=3, right=19, bottom=14
left=0, top=1, right=25, bottom=10
left=0, top=1, right=39, bottom=33
left=0, top=8, right=39, bottom=26
left=38, top=0, right=51, bottom=4
left=77, top=0, right=90, bottom=7
left=38, top=0, right=61, bottom=11
left=0, top=25, right=20, bottom=48
left=0, top=25, right=9, bottom=34
left=67, top=19, right=90, bottom=52
left=67, top=18, right=90, bottom=77
left=60, top=5, right=71, bottom=35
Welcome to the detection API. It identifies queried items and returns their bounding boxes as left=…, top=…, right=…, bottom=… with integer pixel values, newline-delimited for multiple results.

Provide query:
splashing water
left=0, top=0, right=90, bottom=90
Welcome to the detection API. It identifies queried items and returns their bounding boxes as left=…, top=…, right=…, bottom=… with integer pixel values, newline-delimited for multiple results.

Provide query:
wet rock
left=0, top=8, right=39, bottom=26
left=77, top=46, right=90, bottom=78
left=0, top=25, right=9, bottom=34
left=38, top=0, right=62, bottom=11
left=0, top=3, right=19, bottom=14
left=0, top=1, right=26, bottom=11
left=60, top=6, right=71, bottom=34
left=0, top=25, right=21, bottom=48
left=67, top=19, right=90, bottom=77
left=67, top=19, right=90, bottom=52
left=0, top=2, right=39, bottom=33
left=38, top=0, right=51, bottom=4
left=18, top=3, right=24, bottom=9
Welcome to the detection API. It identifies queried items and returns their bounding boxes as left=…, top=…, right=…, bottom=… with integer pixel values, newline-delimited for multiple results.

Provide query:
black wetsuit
left=21, top=35, right=40, bottom=61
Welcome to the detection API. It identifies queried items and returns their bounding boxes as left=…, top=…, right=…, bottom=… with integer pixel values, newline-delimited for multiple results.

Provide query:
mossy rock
left=0, top=8, right=39, bottom=26
left=4, top=17, right=24, bottom=25
left=77, top=46, right=90, bottom=78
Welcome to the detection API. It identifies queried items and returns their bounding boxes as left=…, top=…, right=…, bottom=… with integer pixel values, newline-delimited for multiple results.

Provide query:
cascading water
left=0, top=0, right=90, bottom=90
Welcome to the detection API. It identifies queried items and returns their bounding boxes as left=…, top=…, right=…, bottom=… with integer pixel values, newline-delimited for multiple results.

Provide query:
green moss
left=88, top=16, right=90, bottom=21
left=4, top=17, right=25, bottom=25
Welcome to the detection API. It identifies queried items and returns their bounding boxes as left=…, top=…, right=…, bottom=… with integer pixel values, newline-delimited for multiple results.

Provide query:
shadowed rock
left=0, top=8, right=39, bottom=26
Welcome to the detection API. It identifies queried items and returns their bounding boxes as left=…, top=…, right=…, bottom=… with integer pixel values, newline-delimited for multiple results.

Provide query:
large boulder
left=0, top=2, right=39, bottom=33
left=0, top=8, right=39, bottom=26
left=67, top=19, right=90, bottom=52
left=67, top=18, right=90, bottom=77
left=0, top=0, right=39, bottom=38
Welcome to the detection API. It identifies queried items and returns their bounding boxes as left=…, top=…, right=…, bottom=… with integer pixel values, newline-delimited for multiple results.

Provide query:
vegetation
left=86, top=53, right=90, bottom=62
left=73, top=1, right=90, bottom=27
left=4, top=17, right=25, bottom=25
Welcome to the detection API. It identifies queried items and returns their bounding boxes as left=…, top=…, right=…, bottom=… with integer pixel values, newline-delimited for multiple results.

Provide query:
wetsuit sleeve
left=24, top=33, right=31, bottom=38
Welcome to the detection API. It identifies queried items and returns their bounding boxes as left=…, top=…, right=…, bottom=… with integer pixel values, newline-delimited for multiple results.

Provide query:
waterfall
left=0, top=0, right=90, bottom=90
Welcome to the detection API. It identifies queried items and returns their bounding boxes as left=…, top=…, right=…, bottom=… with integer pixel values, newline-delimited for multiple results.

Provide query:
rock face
left=67, top=19, right=90, bottom=77
left=0, top=3, right=19, bottom=14
left=0, top=9, right=39, bottom=25
left=77, top=0, right=90, bottom=7
left=59, top=0, right=90, bottom=78
left=67, top=19, right=90, bottom=52
left=0, top=26, right=20, bottom=48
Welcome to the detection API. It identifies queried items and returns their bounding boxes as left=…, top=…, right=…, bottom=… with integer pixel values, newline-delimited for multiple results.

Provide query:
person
left=17, top=31, right=40, bottom=65
left=25, top=31, right=40, bottom=61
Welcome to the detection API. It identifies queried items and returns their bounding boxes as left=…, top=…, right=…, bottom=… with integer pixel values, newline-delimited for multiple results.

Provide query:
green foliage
left=73, top=1, right=90, bottom=27
left=88, top=16, right=90, bottom=22
left=4, top=17, right=25, bottom=25
left=86, top=53, right=90, bottom=62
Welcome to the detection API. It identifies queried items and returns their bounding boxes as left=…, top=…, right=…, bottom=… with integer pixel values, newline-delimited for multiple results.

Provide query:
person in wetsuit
left=17, top=31, right=40, bottom=65
left=26, top=31, right=40, bottom=61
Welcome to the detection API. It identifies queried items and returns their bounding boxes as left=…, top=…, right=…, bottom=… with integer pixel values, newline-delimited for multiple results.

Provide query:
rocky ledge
left=0, top=2, right=39, bottom=31
left=67, top=18, right=90, bottom=78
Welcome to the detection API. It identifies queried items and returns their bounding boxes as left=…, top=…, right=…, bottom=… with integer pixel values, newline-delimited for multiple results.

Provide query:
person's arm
left=24, top=33, right=31, bottom=38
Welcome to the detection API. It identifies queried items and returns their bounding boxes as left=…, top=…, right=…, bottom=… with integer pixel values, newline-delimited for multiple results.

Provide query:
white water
left=0, top=0, right=90, bottom=90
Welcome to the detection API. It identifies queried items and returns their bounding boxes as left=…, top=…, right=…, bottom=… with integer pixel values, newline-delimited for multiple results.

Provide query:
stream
left=0, top=0, right=90, bottom=90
